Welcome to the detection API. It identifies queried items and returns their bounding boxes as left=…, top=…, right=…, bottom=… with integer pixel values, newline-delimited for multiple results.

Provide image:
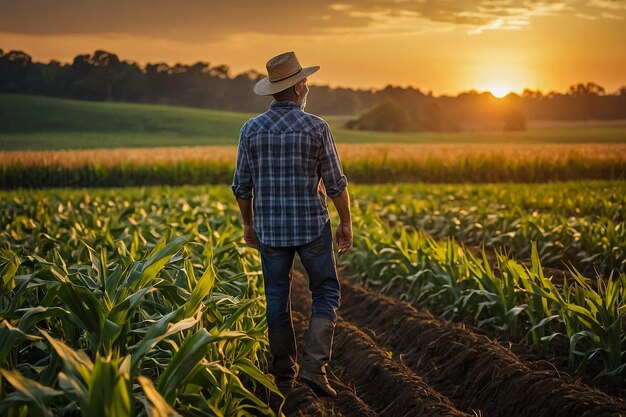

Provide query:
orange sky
left=1, top=0, right=625, bottom=96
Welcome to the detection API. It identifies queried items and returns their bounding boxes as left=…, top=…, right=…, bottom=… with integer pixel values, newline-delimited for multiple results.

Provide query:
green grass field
left=2, top=94, right=626, bottom=150
left=0, top=94, right=251, bottom=149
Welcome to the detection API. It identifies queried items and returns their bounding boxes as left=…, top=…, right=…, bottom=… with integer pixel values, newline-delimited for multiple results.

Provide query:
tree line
left=1, top=48, right=625, bottom=131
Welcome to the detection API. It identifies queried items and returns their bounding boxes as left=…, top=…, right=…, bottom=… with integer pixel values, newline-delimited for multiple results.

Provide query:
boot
left=298, top=316, right=337, bottom=398
left=268, top=326, right=298, bottom=394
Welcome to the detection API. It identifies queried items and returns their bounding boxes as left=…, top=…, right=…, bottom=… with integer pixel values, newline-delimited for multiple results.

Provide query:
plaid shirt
left=232, top=100, right=348, bottom=247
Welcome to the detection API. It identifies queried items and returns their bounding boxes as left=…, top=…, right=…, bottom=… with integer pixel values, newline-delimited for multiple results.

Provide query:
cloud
left=0, top=0, right=624, bottom=42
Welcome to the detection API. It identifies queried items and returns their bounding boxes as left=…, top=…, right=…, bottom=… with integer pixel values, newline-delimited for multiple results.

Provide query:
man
left=231, top=51, right=352, bottom=398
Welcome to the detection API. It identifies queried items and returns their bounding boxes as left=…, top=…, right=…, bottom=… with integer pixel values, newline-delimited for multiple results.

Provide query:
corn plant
left=0, top=186, right=281, bottom=416
left=338, top=202, right=626, bottom=385
left=517, top=244, right=562, bottom=356
left=351, top=181, right=626, bottom=276
left=530, top=266, right=626, bottom=385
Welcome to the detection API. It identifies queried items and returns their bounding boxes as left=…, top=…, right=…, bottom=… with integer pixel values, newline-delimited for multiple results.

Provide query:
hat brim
left=253, top=65, right=320, bottom=96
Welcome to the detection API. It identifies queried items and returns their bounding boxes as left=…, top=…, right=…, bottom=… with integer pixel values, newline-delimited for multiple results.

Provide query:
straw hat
left=253, top=51, right=320, bottom=96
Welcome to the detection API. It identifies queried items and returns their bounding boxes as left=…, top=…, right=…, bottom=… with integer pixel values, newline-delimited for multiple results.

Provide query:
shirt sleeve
left=318, top=122, right=348, bottom=198
left=232, top=127, right=254, bottom=199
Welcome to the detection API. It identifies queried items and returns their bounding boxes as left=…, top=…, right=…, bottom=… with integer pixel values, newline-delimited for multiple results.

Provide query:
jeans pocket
left=300, top=225, right=330, bottom=257
left=259, top=241, right=285, bottom=258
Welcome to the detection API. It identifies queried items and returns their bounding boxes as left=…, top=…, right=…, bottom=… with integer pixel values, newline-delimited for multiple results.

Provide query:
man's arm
left=330, top=188, right=352, bottom=256
left=232, top=125, right=258, bottom=249
left=236, top=197, right=259, bottom=249
left=318, top=122, right=352, bottom=256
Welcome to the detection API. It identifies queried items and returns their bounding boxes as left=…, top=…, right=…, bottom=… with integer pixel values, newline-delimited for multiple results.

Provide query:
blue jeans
left=259, top=220, right=341, bottom=331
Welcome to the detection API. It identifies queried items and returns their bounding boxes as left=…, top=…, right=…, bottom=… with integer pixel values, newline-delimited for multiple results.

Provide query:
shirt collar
left=269, top=100, right=302, bottom=110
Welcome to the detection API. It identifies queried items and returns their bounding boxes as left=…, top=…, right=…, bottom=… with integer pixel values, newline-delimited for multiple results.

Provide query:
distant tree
left=522, top=88, right=544, bottom=99
left=379, top=85, right=426, bottom=110
left=0, top=50, right=33, bottom=93
left=92, top=50, right=120, bottom=68
left=109, top=63, right=146, bottom=102
left=94, top=50, right=122, bottom=101
left=546, top=90, right=561, bottom=99
left=308, top=85, right=365, bottom=115
left=71, top=54, right=92, bottom=77
left=209, top=64, right=230, bottom=79
left=345, top=100, right=415, bottom=132
left=567, top=82, right=605, bottom=96
left=38, top=60, right=68, bottom=96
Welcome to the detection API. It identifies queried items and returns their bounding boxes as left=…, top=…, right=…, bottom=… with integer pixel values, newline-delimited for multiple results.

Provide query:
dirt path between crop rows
left=275, top=265, right=626, bottom=417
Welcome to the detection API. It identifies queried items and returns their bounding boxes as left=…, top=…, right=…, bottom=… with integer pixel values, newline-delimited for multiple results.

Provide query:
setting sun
left=489, top=85, right=511, bottom=98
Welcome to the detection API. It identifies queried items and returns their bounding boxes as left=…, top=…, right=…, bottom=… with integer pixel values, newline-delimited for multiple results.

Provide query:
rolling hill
left=1, top=94, right=626, bottom=150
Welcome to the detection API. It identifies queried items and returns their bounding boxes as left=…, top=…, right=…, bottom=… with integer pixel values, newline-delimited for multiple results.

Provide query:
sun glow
left=489, top=84, right=511, bottom=98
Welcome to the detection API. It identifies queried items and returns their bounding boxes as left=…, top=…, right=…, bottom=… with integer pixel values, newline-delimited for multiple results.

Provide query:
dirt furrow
left=291, top=270, right=470, bottom=417
left=264, top=351, right=375, bottom=417
left=333, top=269, right=626, bottom=417
left=290, top=312, right=380, bottom=417
left=279, top=384, right=328, bottom=417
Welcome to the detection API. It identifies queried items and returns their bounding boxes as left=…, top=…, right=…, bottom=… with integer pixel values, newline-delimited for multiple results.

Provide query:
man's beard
left=298, top=94, right=307, bottom=110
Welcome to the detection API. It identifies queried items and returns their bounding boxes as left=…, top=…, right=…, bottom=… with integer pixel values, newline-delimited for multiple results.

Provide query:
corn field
left=351, top=181, right=626, bottom=276
left=340, top=182, right=626, bottom=387
left=2, top=182, right=626, bottom=416
left=2, top=143, right=625, bottom=188
left=1, top=186, right=280, bottom=416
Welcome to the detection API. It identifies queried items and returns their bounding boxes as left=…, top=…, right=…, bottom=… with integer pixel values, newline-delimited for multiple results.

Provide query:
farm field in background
left=3, top=94, right=626, bottom=151
left=0, top=94, right=253, bottom=150
left=2, top=184, right=625, bottom=416
left=2, top=94, right=625, bottom=188
left=4, top=1, right=626, bottom=414
left=4, top=143, right=626, bottom=167
left=2, top=143, right=626, bottom=188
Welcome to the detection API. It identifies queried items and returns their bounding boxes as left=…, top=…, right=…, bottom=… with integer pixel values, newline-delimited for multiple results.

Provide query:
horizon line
left=3, top=46, right=626, bottom=97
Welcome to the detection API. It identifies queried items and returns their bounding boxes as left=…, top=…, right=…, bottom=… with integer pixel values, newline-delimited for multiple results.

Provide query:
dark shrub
left=503, top=109, right=527, bottom=131
left=345, top=100, right=415, bottom=132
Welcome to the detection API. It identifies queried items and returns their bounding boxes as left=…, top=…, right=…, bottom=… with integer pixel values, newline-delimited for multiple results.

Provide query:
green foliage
left=0, top=249, right=20, bottom=297
left=339, top=192, right=626, bottom=387
left=351, top=181, right=626, bottom=276
left=0, top=186, right=279, bottom=416
left=2, top=180, right=626, bottom=413
left=533, top=269, right=626, bottom=380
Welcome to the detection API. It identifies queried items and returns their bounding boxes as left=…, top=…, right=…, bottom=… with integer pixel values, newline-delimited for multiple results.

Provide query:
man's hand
left=243, top=224, right=259, bottom=249
left=335, top=222, right=352, bottom=256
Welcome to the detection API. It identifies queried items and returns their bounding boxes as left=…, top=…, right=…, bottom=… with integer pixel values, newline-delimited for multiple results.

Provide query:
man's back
left=233, top=100, right=347, bottom=247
